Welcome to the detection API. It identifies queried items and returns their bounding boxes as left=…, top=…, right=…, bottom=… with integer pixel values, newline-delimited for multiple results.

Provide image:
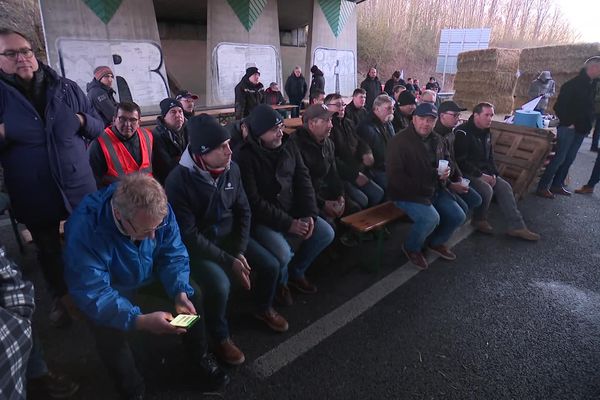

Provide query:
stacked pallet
left=453, top=48, right=521, bottom=114
left=514, top=43, right=600, bottom=112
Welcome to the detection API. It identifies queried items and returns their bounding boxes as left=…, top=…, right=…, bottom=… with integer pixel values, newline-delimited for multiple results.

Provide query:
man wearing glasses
left=433, top=101, right=482, bottom=215
left=64, top=174, right=229, bottom=398
left=0, top=29, right=103, bottom=331
left=89, top=101, right=154, bottom=188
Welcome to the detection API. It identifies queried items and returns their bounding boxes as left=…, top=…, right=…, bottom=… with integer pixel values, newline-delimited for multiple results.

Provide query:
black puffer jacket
left=236, top=135, right=318, bottom=232
left=291, top=127, right=344, bottom=208
left=454, top=116, right=499, bottom=178
left=86, top=78, right=117, bottom=127
left=360, top=76, right=383, bottom=110
left=285, top=73, right=308, bottom=103
left=152, top=117, right=188, bottom=184
left=234, top=73, right=264, bottom=119
left=330, top=116, right=371, bottom=182
left=554, top=68, right=595, bottom=133
left=309, top=66, right=325, bottom=96
left=356, top=112, right=395, bottom=172
left=165, top=149, right=251, bottom=269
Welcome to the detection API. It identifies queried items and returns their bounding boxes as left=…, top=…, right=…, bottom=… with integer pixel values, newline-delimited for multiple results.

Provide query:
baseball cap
left=302, top=104, right=335, bottom=123
left=413, top=103, right=438, bottom=118
left=175, top=90, right=199, bottom=100
left=438, top=101, right=467, bottom=114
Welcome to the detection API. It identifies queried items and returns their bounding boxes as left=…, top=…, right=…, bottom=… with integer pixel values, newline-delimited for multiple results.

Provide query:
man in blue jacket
left=64, top=174, right=229, bottom=399
left=0, top=29, right=104, bottom=327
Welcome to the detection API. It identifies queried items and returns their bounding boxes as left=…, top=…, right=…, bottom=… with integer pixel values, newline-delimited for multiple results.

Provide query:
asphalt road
left=4, top=139, right=599, bottom=400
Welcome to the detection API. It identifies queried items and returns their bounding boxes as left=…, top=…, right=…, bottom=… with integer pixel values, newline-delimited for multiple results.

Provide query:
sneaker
left=49, top=298, right=72, bottom=328
left=506, top=228, right=540, bottom=241
left=197, top=354, right=230, bottom=389
left=27, top=371, right=80, bottom=399
left=401, top=245, right=428, bottom=270
left=214, top=338, right=245, bottom=366
left=254, top=308, right=289, bottom=332
left=274, top=284, right=293, bottom=306
left=471, top=219, right=494, bottom=234
left=550, top=186, right=572, bottom=196
left=288, top=276, right=317, bottom=294
left=428, top=245, right=457, bottom=261
left=575, top=185, right=594, bottom=194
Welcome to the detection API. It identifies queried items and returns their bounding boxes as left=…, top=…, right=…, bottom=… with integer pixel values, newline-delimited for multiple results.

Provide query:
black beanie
left=248, top=104, right=283, bottom=139
left=187, top=114, right=231, bottom=155
left=160, top=98, right=183, bottom=117
left=246, top=66, right=260, bottom=76
left=397, top=90, right=417, bottom=106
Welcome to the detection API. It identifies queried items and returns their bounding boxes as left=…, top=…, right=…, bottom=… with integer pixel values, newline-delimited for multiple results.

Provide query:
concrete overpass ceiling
left=278, top=1, right=312, bottom=30
left=153, top=0, right=207, bottom=23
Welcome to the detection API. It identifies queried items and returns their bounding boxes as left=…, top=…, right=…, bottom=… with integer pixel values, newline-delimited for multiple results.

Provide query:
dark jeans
left=453, top=187, right=483, bottom=215
left=537, top=126, right=586, bottom=190
left=289, top=98, right=303, bottom=118
left=586, top=150, right=600, bottom=187
left=26, top=222, right=67, bottom=298
left=592, top=114, right=600, bottom=150
left=190, top=238, right=281, bottom=341
left=90, top=290, right=207, bottom=398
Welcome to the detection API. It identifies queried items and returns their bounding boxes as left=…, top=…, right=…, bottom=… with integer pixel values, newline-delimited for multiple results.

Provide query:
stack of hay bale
left=453, top=48, right=521, bottom=114
left=514, top=43, right=600, bottom=112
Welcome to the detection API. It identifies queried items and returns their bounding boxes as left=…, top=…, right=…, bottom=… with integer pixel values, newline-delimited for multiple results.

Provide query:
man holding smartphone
left=64, top=174, right=228, bottom=399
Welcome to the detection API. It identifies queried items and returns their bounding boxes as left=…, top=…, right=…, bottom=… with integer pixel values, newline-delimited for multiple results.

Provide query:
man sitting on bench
left=386, top=103, right=466, bottom=270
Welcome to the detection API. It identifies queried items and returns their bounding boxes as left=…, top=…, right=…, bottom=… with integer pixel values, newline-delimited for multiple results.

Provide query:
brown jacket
left=385, top=124, right=449, bottom=205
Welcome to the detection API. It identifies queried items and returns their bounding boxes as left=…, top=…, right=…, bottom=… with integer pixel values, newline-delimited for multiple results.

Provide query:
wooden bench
left=340, top=201, right=409, bottom=271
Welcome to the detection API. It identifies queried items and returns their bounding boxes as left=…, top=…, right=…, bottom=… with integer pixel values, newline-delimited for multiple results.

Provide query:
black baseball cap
left=175, top=90, right=199, bottom=100
left=438, top=101, right=466, bottom=114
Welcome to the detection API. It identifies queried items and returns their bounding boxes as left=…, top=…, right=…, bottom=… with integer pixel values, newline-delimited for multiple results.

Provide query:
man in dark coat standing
left=234, top=66, right=264, bottom=119
left=86, top=65, right=117, bottom=127
left=0, top=29, right=103, bottom=327
left=536, top=57, right=600, bottom=198
left=384, top=70, right=405, bottom=97
left=285, top=66, right=307, bottom=118
left=360, top=67, right=383, bottom=110
left=309, top=65, right=325, bottom=98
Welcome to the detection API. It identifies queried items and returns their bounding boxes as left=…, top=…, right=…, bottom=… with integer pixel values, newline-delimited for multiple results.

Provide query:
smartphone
left=169, top=314, right=200, bottom=329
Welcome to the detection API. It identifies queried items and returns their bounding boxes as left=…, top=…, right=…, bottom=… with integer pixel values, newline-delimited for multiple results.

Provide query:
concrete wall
left=161, top=40, right=207, bottom=104
left=39, top=0, right=167, bottom=114
left=305, top=0, right=358, bottom=96
left=205, top=0, right=281, bottom=105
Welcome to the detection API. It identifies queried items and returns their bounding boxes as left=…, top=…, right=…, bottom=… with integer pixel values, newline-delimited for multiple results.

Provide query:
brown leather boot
left=214, top=338, right=245, bottom=366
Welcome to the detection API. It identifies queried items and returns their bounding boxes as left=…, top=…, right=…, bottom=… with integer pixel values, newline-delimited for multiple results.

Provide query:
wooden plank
left=283, top=117, right=302, bottom=129
left=341, top=201, right=407, bottom=233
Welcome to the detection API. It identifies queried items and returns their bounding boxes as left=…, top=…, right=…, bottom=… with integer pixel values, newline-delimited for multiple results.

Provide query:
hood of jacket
left=86, top=78, right=115, bottom=95
left=179, top=145, right=230, bottom=185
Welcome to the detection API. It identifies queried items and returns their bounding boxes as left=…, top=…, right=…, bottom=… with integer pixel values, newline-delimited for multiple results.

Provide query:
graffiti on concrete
left=56, top=39, right=169, bottom=112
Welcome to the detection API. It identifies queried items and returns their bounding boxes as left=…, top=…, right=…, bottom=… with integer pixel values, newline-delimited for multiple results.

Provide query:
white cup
left=543, top=119, right=550, bottom=128
left=438, top=160, right=449, bottom=175
left=461, top=178, right=470, bottom=187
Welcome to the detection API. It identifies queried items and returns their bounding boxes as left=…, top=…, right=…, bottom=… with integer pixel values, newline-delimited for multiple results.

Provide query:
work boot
left=214, top=338, right=245, bottom=366
left=535, top=189, right=555, bottom=199
left=471, top=219, right=494, bottom=234
left=575, top=185, right=594, bottom=194
left=288, top=276, right=317, bottom=294
left=254, top=308, right=289, bottom=333
left=27, top=371, right=80, bottom=399
left=506, top=228, right=540, bottom=241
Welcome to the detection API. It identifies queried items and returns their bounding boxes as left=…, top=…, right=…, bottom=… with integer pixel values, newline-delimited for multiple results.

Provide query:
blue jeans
left=252, top=216, right=334, bottom=284
left=344, top=180, right=385, bottom=209
left=190, top=238, right=280, bottom=340
left=591, top=114, right=600, bottom=149
left=369, top=169, right=388, bottom=192
left=537, top=126, right=586, bottom=190
left=453, top=187, right=483, bottom=215
left=586, top=150, right=600, bottom=187
left=394, top=190, right=465, bottom=253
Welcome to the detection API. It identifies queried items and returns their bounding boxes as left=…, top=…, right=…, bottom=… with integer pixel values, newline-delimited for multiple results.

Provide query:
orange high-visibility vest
left=97, top=127, right=153, bottom=185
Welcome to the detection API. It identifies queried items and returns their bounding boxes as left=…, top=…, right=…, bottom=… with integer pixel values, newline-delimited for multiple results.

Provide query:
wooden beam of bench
left=340, top=201, right=407, bottom=233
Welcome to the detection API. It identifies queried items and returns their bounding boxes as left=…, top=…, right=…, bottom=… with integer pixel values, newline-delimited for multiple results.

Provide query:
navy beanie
left=187, top=114, right=231, bottom=155
left=248, top=104, right=283, bottom=138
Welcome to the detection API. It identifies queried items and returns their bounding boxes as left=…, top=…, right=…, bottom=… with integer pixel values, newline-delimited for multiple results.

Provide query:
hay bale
left=514, top=43, right=600, bottom=109
left=454, top=48, right=521, bottom=114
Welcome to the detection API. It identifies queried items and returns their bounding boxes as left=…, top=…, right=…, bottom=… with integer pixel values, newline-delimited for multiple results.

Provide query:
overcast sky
left=555, top=0, right=600, bottom=43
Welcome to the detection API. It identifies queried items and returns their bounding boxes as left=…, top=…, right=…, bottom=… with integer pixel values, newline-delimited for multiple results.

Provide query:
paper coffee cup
left=461, top=178, right=470, bottom=187
left=438, top=160, right=449, bottom=175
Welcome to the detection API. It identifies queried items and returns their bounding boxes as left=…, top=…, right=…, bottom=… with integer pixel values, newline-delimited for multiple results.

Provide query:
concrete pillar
left=39, top=0, right=167, bottom=114
left=205, top=0, right=282, bottom=106
left=305, top=0, right=358, bottom=97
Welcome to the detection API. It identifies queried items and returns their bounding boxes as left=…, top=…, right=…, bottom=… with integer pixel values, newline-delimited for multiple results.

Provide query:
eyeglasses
left=117, top=116, right=139, bottom=124
left=443, top=112, right=461, bottom=118
left=126, top=217, right=168, bottom=234
left=0, top=48, right=34, bottom=59
left=326, top=102, right=345, bottom=108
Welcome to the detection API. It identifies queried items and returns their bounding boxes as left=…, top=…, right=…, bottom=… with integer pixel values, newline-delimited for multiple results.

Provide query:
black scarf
left=0, top=65, right=48, bottom=119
